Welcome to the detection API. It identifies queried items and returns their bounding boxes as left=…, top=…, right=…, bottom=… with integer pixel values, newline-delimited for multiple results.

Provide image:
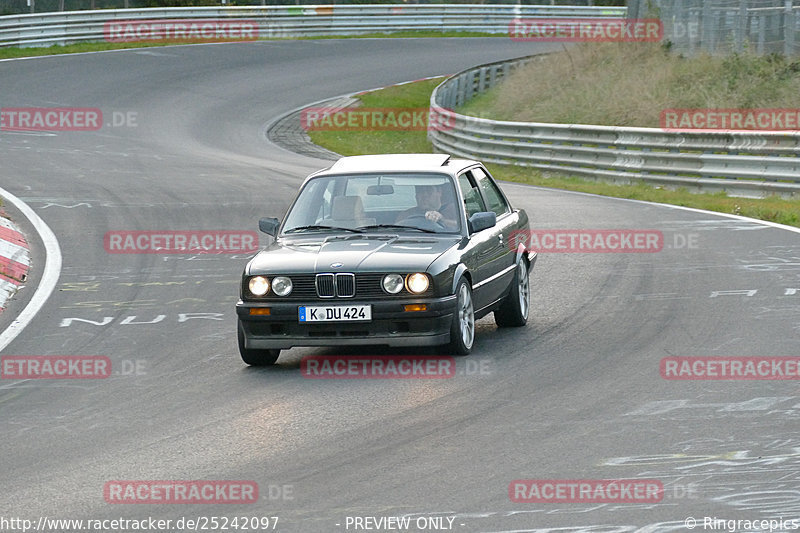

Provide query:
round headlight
left=406, top=273, right=430, bottom=294
left=271, top=276, right=293, bottom=296
left=382, top=273, right=404, bottom=294
left=248, top=276, right=270, bottom=296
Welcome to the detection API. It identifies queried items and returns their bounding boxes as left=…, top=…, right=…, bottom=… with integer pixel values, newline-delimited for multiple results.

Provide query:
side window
left=457, top=171, right=486, bottom=219
left=472, top=167, right=510, bottom=217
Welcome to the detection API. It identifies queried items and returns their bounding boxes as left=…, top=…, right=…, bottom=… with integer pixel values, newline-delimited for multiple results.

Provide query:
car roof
left=313, top=154, right=479, bottom=177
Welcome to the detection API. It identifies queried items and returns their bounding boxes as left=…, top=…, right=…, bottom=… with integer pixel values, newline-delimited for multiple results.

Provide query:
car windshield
left=281, top=173, right=462, bottom=234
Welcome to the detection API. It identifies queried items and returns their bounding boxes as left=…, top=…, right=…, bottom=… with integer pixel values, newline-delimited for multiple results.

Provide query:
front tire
left=446, top=277, right=475, bottom=356
left=238, top=321, right=280, bottom=366
left=494, top=259, right=529, bottom=328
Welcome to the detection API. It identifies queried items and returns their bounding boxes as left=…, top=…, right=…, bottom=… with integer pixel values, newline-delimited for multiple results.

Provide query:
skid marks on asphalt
left=55, top=266, right=238, bottom=329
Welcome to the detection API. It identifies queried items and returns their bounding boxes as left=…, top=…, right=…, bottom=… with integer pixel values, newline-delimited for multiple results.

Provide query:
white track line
left=655, top=201, right=800, bottom=234
left=508, top=181, right=800, bottom=235
left=0, top=186, right=62, bottom=352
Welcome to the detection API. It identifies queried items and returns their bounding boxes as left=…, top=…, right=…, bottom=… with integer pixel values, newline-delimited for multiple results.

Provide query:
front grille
left=336, top=273, right=355, bottom=298
left=315, top=273, right=355, bottom=298
left=316, top=273, right=335, bottom=298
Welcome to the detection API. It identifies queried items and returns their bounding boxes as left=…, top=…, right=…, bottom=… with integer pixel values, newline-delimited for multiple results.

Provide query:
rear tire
left=494, top=259, right=529, bottom=328
left=445, top=277, right=475, bottom=356
left=238, top=321, right=280, bottom=366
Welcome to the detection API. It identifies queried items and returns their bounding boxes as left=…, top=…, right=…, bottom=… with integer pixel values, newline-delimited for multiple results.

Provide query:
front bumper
left=236, top=295, right=457, bottom=350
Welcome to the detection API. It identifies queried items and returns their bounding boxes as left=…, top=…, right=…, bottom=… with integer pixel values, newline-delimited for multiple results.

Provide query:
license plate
left=299, top=305, right=372, bottom=322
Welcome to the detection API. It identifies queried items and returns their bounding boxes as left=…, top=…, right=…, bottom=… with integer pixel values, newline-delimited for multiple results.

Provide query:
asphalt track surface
left=1, top=38, right=799, bottom=533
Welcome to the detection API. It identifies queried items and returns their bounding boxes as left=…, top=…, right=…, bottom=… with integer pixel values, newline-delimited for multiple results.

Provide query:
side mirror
left=258, top=217, right=280, bottom=237
left=468, top=211, right=496, bottom=233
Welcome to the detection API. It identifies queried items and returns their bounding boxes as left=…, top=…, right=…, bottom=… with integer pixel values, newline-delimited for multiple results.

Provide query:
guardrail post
left=769, top=7, right=780, bottom=53
left=477, top=67, right=487, bottom=94
left=689, top=1, right=699, bottom=55
left=467, top=71, right=477, bottom=101
left=701, top=1, right=712, bottom=52
left=785, top=0, right=795, bottom=56
left=736, top=0, right=747, bottom=52
left=627, top=0, right=641, bottom=20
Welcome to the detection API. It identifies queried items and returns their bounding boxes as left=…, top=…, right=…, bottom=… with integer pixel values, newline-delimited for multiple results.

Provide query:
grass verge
left=459, top=42, right=800, bottom=126
left=0, top=41, right=203, bottom=59
left=307, top=77, right=446, bottom=155
left=307, top=75, right=800, bottom=228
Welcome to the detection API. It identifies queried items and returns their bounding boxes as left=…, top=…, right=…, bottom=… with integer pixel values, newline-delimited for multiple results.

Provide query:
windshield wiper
left=357, top=224, right=438, bottom=234
left=284, top=225, right=363, bottom=234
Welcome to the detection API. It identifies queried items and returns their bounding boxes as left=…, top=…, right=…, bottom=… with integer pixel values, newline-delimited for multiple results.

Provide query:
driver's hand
left=425, top=210, right=442, bottom=222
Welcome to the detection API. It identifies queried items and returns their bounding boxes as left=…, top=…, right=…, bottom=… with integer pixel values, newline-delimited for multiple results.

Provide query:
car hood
left=247, top=234, right=459, bottom=274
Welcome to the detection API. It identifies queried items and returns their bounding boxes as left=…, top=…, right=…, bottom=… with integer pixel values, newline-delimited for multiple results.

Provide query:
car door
left=470, top=166, right=516, bottom=308
left=457, top=169, right=497, bottom=312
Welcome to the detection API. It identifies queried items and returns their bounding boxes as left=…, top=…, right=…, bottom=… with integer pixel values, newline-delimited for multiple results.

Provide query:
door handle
left=497, top=233, right=504, bottom=245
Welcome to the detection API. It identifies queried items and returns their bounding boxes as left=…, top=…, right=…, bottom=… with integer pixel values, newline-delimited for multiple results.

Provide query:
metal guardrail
left=0, top=4, right=627, bottom=47
left=428, top=57, right=800, bottom=198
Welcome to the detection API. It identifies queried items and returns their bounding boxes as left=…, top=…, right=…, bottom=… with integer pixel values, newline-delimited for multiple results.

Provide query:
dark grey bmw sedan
left=236, top=154, right=536, bottom=365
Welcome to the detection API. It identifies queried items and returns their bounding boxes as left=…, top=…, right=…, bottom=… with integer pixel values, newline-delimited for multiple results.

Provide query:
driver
left=396, top=184, right=458, bottom=230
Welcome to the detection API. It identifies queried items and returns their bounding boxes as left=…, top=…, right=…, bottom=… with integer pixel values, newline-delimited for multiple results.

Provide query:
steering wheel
left=397, top=213, right=445, bottom=230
